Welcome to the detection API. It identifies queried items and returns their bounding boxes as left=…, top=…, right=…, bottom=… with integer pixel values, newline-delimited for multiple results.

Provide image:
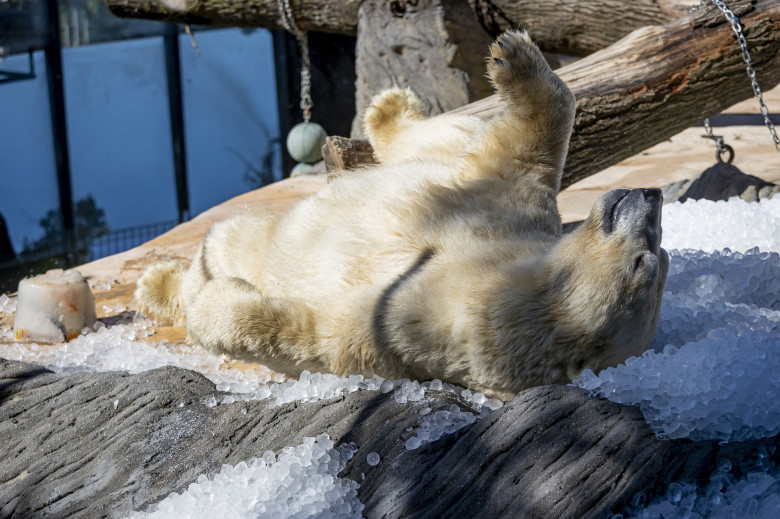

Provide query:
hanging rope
left=691, top=0, right=780, bottom=162
left=277, top=0, right=313, bottom=123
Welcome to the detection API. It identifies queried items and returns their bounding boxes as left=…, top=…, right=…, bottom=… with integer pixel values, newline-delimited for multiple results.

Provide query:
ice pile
left=1, top=294, right=17, bottom=340
left=0, top=293, right=16, bottom=314
left=573, top=244, right=780, bottom=442
left=619, top=449, right=780, bottom=519
left=88, top=276, right=115, bottom=291
left=385, top=381, right=495, bottom=451
left=206, top=371, right=385, bottom=408
left=0, top=317, right=283, bottom=392
left=662, top=197, right=780, bottom=252
left=129, top=434, right=363, bottom=519
left=405, top=404, right=478, bottom=450
left=391, top=378, right=501, bottom=412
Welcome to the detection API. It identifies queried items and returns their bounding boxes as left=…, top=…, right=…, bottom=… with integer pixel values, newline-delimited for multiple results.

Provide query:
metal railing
left=88, top=220, right=178, bottom=261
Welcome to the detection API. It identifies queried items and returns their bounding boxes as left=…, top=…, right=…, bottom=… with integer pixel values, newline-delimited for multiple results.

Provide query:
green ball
left=291, top=162, right=313, bottom=176
left=286, top=122, right=327, bottom=163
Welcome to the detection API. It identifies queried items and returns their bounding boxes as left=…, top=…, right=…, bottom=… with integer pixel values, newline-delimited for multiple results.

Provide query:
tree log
left=351, top=0, right=494, bottom=137
left=323, top=136, right=377, bottom=171
left=103, top=0, right=693, bottom=56
left=336, top=0, right=779, bottom=189
left=2, top=358, right=778, bottom=518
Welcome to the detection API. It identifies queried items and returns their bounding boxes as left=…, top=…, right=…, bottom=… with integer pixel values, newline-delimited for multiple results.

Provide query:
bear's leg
left=362, top=88, right=425, bottom=162
left=463, top=30, right=576, bottom=194
left=134, top=261, right=188, bottom=326
left=185, top=277, right=326, bottom=376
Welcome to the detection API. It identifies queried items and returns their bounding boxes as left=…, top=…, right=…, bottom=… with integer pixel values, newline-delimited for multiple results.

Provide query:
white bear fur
left=135, top=31, right=668, bottom=400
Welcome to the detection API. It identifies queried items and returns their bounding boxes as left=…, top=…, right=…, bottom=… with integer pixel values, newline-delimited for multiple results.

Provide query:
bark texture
left=440, top=0, right=780, bottom=188
left=1, top=358, right=778, bottom=518
left=103, top=0, right=693, bottom=56
left=351, top=0, right=494, bottom=137
left=322, top=136, right=377, bottom=171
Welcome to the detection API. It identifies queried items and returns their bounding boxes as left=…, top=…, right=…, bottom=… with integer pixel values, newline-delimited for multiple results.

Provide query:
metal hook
left=716, top=144, right=735, bottom=164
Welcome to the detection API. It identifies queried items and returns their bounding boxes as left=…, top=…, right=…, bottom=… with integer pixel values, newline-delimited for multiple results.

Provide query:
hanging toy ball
left=291, top=162, right=314, bottom=176
left=286, top=122, right=327, bottom=164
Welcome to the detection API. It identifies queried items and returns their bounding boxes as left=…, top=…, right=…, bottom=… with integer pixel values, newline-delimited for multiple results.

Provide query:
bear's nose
left=642, top=188, right=662, bottom=199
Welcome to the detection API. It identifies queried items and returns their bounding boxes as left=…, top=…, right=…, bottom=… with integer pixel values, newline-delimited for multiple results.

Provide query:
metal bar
left=702, top=113, right=780, bottom=126
left=0, top=50, right=36, bottom=84
left=272, top=30, right=296, bottom=177
left=163, top=23, right=190, bottom=223
left=44, top=0, right=75, bottom=265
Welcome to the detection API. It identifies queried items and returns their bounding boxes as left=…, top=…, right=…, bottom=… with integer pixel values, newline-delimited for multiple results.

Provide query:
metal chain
left=276, top=0, right=313, bottom=123
left=691, top=0, right=780, bottom=160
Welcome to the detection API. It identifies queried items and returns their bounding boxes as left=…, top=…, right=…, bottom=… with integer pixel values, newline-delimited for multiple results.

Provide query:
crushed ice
left=618, top=447, right=780, bottom=519
left=0, top=315, right=284, bottom=392
left=573, top=247, right=780, bottom=443
left=2, top=196, right=780, bottom=518
left=0, top=293, right=16, bottom=314
left=572, top=197, right=780, bottom=518
left=127, top=434, right=363, bottom=519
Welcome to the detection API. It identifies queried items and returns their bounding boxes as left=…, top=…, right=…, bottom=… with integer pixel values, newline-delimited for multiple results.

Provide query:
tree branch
left=104, top=0, right=694, bottom=55
left=450, top=0, right=780, bottom=188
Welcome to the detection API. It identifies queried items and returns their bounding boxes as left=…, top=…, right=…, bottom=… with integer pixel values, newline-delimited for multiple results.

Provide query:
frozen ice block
left=13, top=269, right=97, bottom=343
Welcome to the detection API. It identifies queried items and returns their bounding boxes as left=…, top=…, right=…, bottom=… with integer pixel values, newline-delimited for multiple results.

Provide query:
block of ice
left=13, top=270, right=97, bottom=343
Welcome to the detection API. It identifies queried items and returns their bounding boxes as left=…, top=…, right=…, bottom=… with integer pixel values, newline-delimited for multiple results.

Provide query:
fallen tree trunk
left=1, top=358, right=778, bottom=518
left=104, top=0, right=692, bottom=56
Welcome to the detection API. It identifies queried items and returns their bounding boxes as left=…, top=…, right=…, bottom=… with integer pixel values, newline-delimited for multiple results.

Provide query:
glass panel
left=0, top=50, right=60, bottom=258
left=180, top=28, right=281, bottom=216
left=63, top=36, right=179, bottom=233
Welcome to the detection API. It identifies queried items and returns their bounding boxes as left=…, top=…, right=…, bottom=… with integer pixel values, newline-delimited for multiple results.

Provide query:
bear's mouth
left=603, top=188, right=662, bottom=236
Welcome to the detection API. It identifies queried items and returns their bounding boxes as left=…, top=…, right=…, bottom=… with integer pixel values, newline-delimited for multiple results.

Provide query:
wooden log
left=3, top=357, right=779, bottom=518
left=474, top=0, right=692, bottom=56
left=103, top=0, right=692, bottom=56
left=352, top=0, right=494, bottom=137
left=327, top=0, right=780, bottom=189
left=104, top=0, right=361, bottom=35
left=322, top=136, right=377, bottom=172
left=549, top=0, right=780, bottom=187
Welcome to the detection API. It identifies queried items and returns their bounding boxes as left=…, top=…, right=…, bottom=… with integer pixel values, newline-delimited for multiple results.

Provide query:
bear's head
left=547, top=188, right=669, bottom=380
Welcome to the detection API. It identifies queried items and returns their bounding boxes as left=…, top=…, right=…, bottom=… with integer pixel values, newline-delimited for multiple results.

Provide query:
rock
left=1, top=358, right=778, bottom=518
left=676, top=162, right=777, bottom=203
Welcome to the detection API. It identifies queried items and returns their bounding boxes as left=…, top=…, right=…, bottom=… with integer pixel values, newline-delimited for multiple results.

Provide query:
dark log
left=2, top=357, right=778, bottom=518
left=104, top=0, right=360, bottom=36
left=351, top=0, right=494, bottom=137
left=102, top=0, right=693, bottom=56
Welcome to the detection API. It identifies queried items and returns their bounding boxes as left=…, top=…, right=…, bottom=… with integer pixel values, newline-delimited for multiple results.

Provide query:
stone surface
left=1, top=358, right=777, bottom=518
left=677, top=162, right=778, bottom=203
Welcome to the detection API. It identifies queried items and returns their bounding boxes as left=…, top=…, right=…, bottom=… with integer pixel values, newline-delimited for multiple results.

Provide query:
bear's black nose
left=642, top=188, right=662, bottom=200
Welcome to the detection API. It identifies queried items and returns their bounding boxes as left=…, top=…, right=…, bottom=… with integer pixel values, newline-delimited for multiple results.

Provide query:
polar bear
left=135, top=31, right=668, bottom=400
